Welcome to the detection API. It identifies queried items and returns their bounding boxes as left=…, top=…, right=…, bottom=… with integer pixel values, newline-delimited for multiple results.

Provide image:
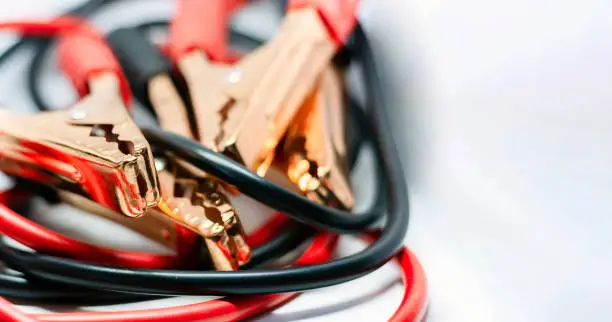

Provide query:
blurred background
left=0, top=0, right=611, bottom=321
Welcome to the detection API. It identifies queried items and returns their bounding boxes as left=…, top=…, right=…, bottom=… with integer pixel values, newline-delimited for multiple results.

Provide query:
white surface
left=0, top=0, right=611, bottom=321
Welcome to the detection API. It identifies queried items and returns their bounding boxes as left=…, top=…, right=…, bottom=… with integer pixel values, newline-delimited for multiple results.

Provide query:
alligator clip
left=0, top=19, right=159, bottom=217
left=0, top=96, right=159, bottom=218
left=169, top=0, right=359, bottom=176
left=281, top=67, right=354, bottom=209
left=156, top=158, right=250, bottom=270
left=105, top=26, right=251, bottom=268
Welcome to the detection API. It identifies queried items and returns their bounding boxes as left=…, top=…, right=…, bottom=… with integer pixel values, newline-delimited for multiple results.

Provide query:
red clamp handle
left=57, top=23, right=132, bottom=107
left=288, top=0, right=359, bottom=46
left=169, top=0, right=230, bottom=62
left=0, top=17, right=131, bottom=107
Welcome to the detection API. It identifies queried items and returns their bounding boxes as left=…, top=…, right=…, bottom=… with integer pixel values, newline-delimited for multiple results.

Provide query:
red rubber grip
left=0, top=17, right=131, bottom=106
left=288, top=0, right=359, bottom=46
left=57, top=24, right=132, bottom=107
left=170, top=0, right=230, bottom=62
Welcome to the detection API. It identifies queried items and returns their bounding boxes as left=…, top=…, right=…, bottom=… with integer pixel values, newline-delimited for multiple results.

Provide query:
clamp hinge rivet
left=70, top=109, right=87, bottom=120
left=226, top=69, right=242, bottom=84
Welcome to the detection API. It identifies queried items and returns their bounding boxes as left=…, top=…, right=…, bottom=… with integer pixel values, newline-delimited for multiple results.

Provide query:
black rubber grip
left=106, top=27, right=171, bottom=110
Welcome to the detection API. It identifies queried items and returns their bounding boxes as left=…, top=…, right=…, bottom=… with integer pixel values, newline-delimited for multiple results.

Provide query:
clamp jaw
left=170, top=0, right=359, bottom=177
left=282, top=68, right=354, bottom=209
left=0, top=73, right=158, bottom=217
left=157, top=159, right=250, bottom=270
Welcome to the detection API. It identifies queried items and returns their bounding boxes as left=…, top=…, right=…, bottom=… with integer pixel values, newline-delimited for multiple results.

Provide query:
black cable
left=148, top=130, right=384, bottom=233
left=0, top=273, right=156, bottom=303
left=0, top=24, right=409, bottom=296
left=347, top=95, right=371, bottom=167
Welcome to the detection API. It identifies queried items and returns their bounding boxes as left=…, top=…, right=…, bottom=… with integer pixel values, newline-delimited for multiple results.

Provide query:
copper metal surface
left=0, top=73, right=159, bottom=217
left=178, top=8, right=337, bottom=177
left=156, top=161, right=250, bottom=270
left=283, top=68, right=354, bottom=209
left=147, top=74, right=193, bottom=138
left=146, top=68, right=249, bottom=269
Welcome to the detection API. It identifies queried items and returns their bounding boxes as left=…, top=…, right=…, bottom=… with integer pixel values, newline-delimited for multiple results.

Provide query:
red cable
left=362, top=233, right=428, bottom=322
left=0, top=185, right=185, bottom=269
left=0, top=190, right=427, bottom=321
left=17, top=140, right=120, bottom=219
left=28, top=233, right=337, bottom=322
left=0, top=189, right=294, bottom=268
left=0, top=231, right=427, bottom=322
left=14, top=150, right=81, bottom=183
left=0, top=188, right=308, bottom=321
left=247, top=212, right=293, bottom=247
left=390, top=248, right=428, bottom=322
left=0, top=202, right=182, bottom=269
left=0, top=298, right=40, bottom=322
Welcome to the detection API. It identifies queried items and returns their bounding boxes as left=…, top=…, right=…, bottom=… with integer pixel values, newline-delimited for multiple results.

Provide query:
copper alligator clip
left=280, top=67, right=354, bottom=209
left=170, top=0, right=359, bottom=176
left=0, top=72, right=159, bottom=217
left=105, top=25, right=251, bottom=268
left=156, top=158, right=249, bottom=270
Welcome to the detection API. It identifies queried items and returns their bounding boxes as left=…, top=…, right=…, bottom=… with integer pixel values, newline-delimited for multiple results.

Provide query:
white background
left=0, top=1, right=612, bottom=321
